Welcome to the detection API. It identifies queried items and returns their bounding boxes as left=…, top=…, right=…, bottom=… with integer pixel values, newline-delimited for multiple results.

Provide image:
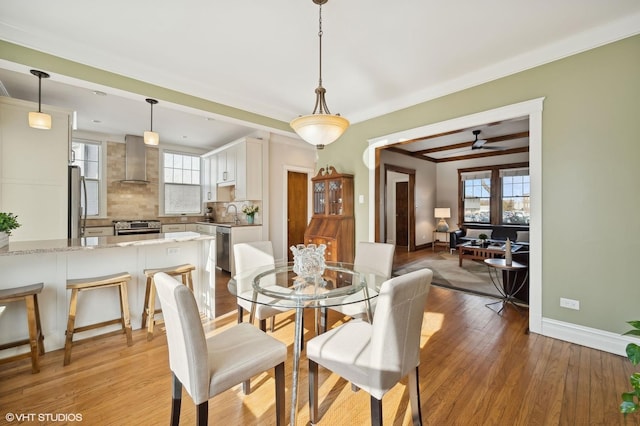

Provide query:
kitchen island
left=0, top=232, right=215, bottom=356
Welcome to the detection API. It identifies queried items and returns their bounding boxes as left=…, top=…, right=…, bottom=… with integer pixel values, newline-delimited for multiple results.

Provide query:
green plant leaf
left=631, top=372, right=640, bottom=388
left=621, top=400, right=639, bottom=414
left=624, top=329, right=640, bottom=337
left=627, top=321, right=640, bottom=331
left=627, top=344, right=640, bottom=365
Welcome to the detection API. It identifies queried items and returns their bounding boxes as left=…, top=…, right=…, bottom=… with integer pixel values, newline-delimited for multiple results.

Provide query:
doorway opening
left=367, top=98, right=544, bottom=334
left=384, top=164, right=415, bottom=252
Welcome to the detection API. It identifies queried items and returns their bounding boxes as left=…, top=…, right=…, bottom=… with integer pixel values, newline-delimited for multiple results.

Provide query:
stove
left=113, top=219, right=162, bottom=236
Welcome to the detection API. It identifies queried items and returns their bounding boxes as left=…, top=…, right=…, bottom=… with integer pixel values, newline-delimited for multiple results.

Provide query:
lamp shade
left=28, top=111, right=52, bottom=130
left=434, top=208, right=450, bottom=218
left=144, top=130, right=159, bottom=146
left=290, top=113, right=349, bottom=148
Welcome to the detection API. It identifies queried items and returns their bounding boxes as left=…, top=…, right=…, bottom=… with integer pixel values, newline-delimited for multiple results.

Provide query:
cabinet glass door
left=328, top=179, right=343, bottom=215
left=314, top=181, right=325, bottom=215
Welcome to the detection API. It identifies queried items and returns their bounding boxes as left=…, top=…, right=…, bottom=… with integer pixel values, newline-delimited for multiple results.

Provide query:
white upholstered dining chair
left=234, top=241, right=295, bottom=332
left=307, top=268, right=433, bottom=426
left=320, top=241, right=395, bottom=331
left=154, top=272, right=287, bottom=426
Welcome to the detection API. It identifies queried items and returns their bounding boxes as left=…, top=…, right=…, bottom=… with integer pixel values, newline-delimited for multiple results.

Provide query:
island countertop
left=0, top=231, right=215, bottom=257
left=0, top=231, right=216, bottom=354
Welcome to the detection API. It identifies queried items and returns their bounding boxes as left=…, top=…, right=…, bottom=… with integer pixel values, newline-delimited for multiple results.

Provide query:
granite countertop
left=0, top=231, right=215, bottom=257
left=195, top=221, right=262, bottom=228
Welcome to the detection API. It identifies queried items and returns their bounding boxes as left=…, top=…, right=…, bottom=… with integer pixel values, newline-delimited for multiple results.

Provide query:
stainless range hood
left=121, top=135, right=149, bottom=184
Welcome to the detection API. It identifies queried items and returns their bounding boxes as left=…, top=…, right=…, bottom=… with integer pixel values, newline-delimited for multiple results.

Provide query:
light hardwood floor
left=2, top=249, right=639, bottom=425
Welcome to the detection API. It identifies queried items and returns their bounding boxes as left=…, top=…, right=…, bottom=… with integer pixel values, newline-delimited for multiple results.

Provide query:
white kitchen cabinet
left=195, top=223, right=216, bottom=234
left=185, top=224, right=197, bottom=231
left=217, top=147, right=236, bottom=185
left=202, top=136, right=264, bottom=202
left=84, top=226, right=114, bottom=237
left=234, top=137, right=263, bottom=201
left=0, top=97, right=72, bottom=241
left=162, top=224, right=186, bottom=232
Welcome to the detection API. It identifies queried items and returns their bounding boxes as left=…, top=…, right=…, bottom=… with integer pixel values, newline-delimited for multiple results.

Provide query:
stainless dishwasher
left=216, top=226, right=231, bottom=272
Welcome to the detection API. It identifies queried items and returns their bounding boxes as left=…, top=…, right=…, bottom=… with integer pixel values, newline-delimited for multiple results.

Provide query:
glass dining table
left=227, top=261, right=387, bottom=425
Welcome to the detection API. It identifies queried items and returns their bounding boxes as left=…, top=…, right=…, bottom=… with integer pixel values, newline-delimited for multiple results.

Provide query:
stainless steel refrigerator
left=68, top=165, right=87, bottom=238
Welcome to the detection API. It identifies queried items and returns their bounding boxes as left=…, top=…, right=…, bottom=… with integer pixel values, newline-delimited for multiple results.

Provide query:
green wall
left=320, top=34, right=640, bottom=334
left=3, top=35, right=639, bottom=335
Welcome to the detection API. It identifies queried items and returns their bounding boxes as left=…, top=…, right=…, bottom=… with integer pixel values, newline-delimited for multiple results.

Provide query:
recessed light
left=92, top=90, right=107, bottom=96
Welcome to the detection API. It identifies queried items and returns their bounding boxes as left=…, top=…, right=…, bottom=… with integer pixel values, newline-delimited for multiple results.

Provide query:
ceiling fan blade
left=479, top=145, right=505, bottom=150
left=472, top=139, right=487, bottom=149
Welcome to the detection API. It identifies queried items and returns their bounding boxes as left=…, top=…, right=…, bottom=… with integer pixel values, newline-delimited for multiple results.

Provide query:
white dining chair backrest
left=154, top=272, right=210, bottom=404
left=234, top=241, right=276, bottom=293
left=354, top=242, right=395, bottom=279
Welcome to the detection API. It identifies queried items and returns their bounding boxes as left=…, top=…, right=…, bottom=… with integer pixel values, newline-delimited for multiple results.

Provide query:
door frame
left=282, top=165, right=314, bottom=262
left=366, top=97, right=544, bottom=335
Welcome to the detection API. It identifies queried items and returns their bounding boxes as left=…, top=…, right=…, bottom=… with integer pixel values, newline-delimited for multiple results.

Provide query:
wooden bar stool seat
left=141, top=263, right=195, bottom=341
left=64, top=272, right=133, bottom=366
left=0, top=282, right=45, bottom=373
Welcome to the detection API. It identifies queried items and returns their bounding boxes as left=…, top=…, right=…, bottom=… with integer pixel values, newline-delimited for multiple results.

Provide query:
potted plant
left=620, top=321, right=640, bottom=416
left=0, top=212, right=21, bottom=248
left=242, top=204, right=259, bottom=224
left=478, top=233, right=489, bottom=247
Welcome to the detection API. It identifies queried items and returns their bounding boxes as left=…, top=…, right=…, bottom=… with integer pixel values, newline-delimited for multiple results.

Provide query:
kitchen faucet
left=226, top=204, right=239, bottom=224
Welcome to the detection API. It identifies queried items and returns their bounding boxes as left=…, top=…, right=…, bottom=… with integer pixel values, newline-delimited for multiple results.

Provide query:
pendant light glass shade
left=290, top=0, right=349, bottom=149
left=29, top=70, right=52, bottom=130
left=290, top=113, right=349, bottom=148
left=144, top=98, right=159, bottom=145
left=143, top=130, right=159, bottom=146
left=28, top=111, right=52, bottom=130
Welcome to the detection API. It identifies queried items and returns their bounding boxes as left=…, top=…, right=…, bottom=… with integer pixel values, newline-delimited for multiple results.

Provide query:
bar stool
left=141, top=263, right=195, bottom=341
left=64, top=272, right=133, bottom=366
left=0, top=283, right=45, bottom=373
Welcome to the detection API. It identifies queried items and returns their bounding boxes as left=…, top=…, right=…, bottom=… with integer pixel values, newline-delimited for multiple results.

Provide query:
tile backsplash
left=86, top=141, right=204, bottom=227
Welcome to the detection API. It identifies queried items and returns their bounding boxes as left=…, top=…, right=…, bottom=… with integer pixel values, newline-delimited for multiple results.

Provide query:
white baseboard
left=541, top=317, right=636, bottom=357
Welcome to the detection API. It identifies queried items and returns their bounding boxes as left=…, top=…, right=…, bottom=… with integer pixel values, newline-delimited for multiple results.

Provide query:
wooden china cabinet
left=303, top=166, right=355, bottom=263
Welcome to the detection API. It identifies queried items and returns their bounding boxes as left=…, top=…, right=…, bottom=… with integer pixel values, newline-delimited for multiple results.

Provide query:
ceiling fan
left=471, top=130, right=503, bottom=150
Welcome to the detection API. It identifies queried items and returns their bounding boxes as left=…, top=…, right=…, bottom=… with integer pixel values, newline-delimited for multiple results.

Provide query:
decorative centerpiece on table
left=0, top=212, right=21, bottom=248
left=242, top=204, right=259, bottom=224
left=290, top=244, right=328, bottom=294
left=478, top=233, right=489, bottom=247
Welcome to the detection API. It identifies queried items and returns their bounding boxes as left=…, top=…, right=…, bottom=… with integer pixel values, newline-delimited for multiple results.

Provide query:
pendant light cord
left=318, top=3, right=323, bottom=89
left=37, top=74, right=43, bottom=113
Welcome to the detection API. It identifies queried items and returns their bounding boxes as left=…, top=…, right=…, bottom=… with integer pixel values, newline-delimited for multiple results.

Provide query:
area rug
left=393, top=252, right=505, bottom=299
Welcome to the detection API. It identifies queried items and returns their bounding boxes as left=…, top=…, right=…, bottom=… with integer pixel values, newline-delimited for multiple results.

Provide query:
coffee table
left=457, top=241, right=524, bottom=266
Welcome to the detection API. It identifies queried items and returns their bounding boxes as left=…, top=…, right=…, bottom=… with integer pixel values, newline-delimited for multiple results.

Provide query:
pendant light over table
left=290, top=0, right=349, bottom=149
left=28, top=70, right=52, bottom=130
left=144, top=98, right=159, bottom=146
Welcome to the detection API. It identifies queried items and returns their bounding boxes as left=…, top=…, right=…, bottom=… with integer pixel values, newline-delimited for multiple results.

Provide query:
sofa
left=450, top=225, right=529, bottom=250
left=451, top=224, right=530, bottom=303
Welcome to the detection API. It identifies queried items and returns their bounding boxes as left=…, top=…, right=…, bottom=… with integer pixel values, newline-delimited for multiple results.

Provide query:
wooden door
left=395, top=181, right=409, bottom=246
left=287, top=171, right=308, bottom=261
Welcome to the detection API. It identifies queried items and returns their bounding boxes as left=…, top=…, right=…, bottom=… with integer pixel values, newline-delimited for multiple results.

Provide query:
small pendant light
left=144, top=98, right=159, bottom=146
left=28, top=70, right=52, bottom=130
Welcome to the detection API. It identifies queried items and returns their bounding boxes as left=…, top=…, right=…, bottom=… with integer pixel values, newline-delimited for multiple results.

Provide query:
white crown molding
left=350, top=12, right=640, bottom=124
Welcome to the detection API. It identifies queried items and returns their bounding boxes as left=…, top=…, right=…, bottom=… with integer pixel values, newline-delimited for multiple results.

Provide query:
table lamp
left=434, top=208, right=451, bottom=232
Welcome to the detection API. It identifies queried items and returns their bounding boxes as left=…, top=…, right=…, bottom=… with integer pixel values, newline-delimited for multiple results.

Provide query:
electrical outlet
left=167, top=247, right=180, bottom=255
left=560, top=297, right=580, bottom=310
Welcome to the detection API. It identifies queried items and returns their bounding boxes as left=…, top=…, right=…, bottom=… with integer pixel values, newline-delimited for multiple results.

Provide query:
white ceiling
left=0, top=0, right=639, bottom=150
